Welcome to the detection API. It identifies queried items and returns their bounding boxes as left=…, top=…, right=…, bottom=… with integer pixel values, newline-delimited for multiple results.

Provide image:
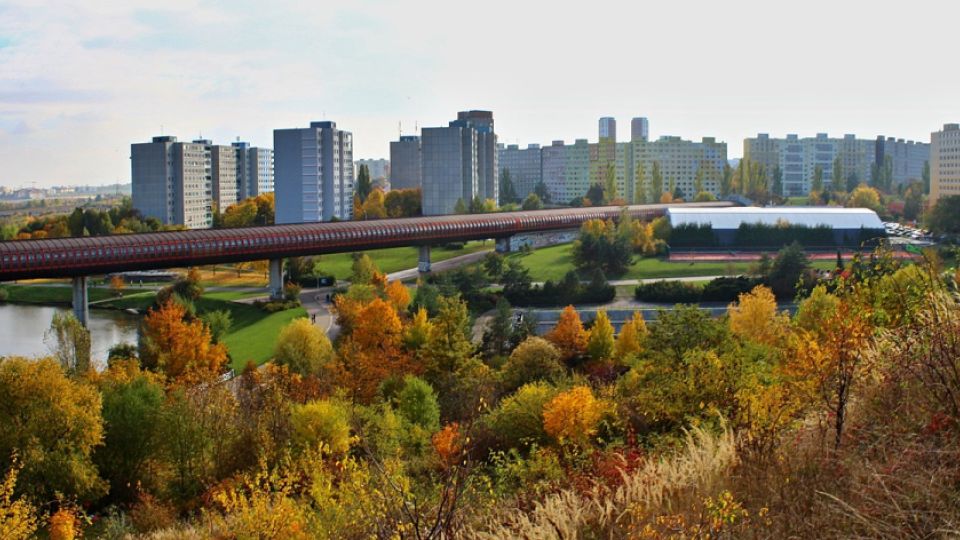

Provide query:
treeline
left=7, top=198, right=164, bottom=240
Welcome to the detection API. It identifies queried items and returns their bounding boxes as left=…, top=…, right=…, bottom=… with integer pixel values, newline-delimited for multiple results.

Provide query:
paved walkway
left=386, top=249, right=493, bottom=282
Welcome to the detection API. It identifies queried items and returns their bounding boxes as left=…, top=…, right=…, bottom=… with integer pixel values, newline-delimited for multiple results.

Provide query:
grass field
left=313, top=241, right=491, bottom=279
left=507, top=243, right=836, bottom=282
left=1, top=284, right=117, bottom=304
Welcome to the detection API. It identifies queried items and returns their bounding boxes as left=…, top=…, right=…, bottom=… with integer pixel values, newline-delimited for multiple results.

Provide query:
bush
left=700, top=276, right=765, bottom=302
left=506, top=270, right=615, bottom=307
left=485, top=382, right=560, bottom=450
left=395, top=376, right=440, bottom=431
left=0, top=288, right=8, bottom=303
left=290, top=399, right=353, bottom=455
left=500, top=337, right=565, bottom=393
left=635, top=280, right=703, bottom=303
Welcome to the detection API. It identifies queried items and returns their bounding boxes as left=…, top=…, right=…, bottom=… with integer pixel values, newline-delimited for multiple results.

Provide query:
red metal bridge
left=0, top=202, right=735, bottom=323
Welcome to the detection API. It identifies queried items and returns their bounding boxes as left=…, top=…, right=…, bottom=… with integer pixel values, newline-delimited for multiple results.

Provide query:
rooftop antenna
left=415, top=121, right=419, bottom=134
left=399, top=121, right=402, bottom=138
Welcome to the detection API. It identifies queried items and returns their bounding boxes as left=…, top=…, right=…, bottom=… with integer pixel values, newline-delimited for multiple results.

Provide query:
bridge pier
left=268, top=258, right=284, bottom=301
left=495, top=237, right=512, bottom=253
left=71, top=276, right=89, bottom=327
left=418, top=245, right=431, bottom=273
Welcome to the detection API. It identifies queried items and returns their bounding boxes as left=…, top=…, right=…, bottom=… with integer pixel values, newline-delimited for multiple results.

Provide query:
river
left=0, top=304, right=140, bottom=368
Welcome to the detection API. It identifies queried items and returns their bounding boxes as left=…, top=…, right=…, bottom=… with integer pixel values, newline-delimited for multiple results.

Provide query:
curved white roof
left=666, top=207, right=884, bottom=230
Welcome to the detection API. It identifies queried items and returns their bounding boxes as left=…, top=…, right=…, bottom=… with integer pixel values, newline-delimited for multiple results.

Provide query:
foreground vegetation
left=1, top=241, right=959, bottom=538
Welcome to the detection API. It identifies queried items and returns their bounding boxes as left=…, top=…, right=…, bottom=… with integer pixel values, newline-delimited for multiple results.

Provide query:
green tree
left=720, top=163, right=733, bottom=197
left=534, top=180, right=550, bottom=203
left=45, top=311, right=91, bottom=375
left=500, top=337, right=564, bottom=393
left=585, top=183, right=605, bottom=206
left=483, top=297, right=515, bottom=358
left=927, top=195, right=960, bottom=235
left=771, top=165, right=783, bottom=197
left=484, top=382, right=558, bottom=449
left=811, top=165, right=824, bottom=194
left=499, top=169, right=518, bottom=205
left=651, top=161, right=664, bottom=199
left=603, top=163, right=618, bottom=202
left=290, top=399, right=353, bottom=455
left=903, top=181, right=923, bottom=221
left=882, top=155, right=894, bottom=192
left=521, top=193, right=542, bottom=210
left=356, top=164, right=372, bottom=203
left=351, top=253, right=379, bottom=284
left=200, top=310, right=232, bottom=343
left=395, top=375, right=440, bottom=431
left=846, top=172, right=860, bottom=193
left=694, top=162, right=706, bottom=195
left=453, top=198, right=467, bottom=214
left=274, top=318, right=334, bottom=376
left=0, top=357, right=106, bottom=502
left=586, top=310, right=615, bottom=361
left=768, top=241, right=811, bottom=298
left=832, top=157, right=844, bottom=192
left=634, top=162, right=648, bottom=204
left=922, top=160, right=931, bottom=194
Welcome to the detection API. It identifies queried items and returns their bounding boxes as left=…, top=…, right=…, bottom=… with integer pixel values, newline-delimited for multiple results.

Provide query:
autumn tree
left=546, top=305, right=588, bottom=362
left=351, top=253, right=379, bottom=284
left=274, top=318, right=334, bottom=376
left=586, top=310, right=615, bottom=361
left=422, top=296, right=475, bottom=382
left=360, top=188, right=387, bottom=220
left=290, top=399, right=353, bottom=455
left=337, top=298, right=411, bottom=402
left=110, top=274, right=125, bottom=296
left=542, top=386, right=604, bottom=446
left=0, top=459, right=38, bottom=539
left=139, top=299, right=228, bottom=383
left=0, top=357, right=105, bottom=502
left=485, top=382, right=559, bottom=449
left=727, top=285, right=788, bottom=347
left=847, top=184, right=882, bottom=212
left=45, top=311, right=91, bottom=375
left=500, top=337, right=565, bottom=393
left=384, top=280, right=411, bottom=313
left=615, top=311, right=648, bottom=360
left=396, top=375, right=441, bottom=431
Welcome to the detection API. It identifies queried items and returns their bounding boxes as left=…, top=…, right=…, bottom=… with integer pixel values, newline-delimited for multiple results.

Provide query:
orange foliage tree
left=542, top=386, right=604, bottom=445
left=546, top=305, right=587, bottom=362
left=384, top=280, right=411, bottom=313
left=139, top=300, right=228, bottom=383
left=336, top=298, right=413, bottom=402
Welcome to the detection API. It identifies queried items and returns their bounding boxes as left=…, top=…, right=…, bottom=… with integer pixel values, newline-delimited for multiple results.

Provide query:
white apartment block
left=931, top=123, right=960, bottom=205
left=131, top=136, right=214, bottom=230
left=274, top=121, right=354, bottom=224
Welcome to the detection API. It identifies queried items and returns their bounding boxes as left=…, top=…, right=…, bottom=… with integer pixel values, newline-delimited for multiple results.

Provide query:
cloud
left=0, top=79, right=109, bottom=104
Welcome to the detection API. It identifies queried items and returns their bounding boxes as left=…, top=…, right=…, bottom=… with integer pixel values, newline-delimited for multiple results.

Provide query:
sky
left=1, top=0, right=958, bottom=187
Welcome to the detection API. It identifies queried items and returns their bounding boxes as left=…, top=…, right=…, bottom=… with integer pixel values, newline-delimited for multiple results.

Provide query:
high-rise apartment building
left=421, top=111, right=498, bottom=215
left=631, top=117, right=649, bottom=142
left=274, top=121, right=354, bottom=224
left=208, top=142, right=238, bottom=212
left=131, top=136, right=213, bottom=229
left=599, top=117, right=617, bottom=142
left=541, top=139, right=591, bottom=204
left=497, top=143, right=542, bottom=201
left=744, top=132, right=928, bottom=196
left=233, top=142, right=275, bottom=199
left=930, top=123, right=960, bottom=205
left=632, top=136, right=727, bottom=200
left=389, top=135, right=422, bottom=190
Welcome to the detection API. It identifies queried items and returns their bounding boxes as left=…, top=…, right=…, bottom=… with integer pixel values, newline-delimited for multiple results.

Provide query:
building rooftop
left=666, top=207, right=884, bottom=230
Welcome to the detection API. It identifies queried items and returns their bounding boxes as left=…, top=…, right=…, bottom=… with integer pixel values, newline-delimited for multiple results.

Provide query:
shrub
left=395, top=376, right=441, bottom=431
left=700, top=276, right=764, bottom=302
left=500, top=337, right=565, bottom=393
left=290, top=399, right=353, bottom=455
left=0, top=288, right=8, bottom=303
left=542, top=386, right=604, bottom=445
left=635, top=280, right=703, bottom=303
left=485, top=382, right=559, bottom=450
left=274, top=318, right=333, bottom=376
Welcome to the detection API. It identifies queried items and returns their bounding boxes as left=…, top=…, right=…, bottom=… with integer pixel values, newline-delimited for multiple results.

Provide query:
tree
left=338, top=298, right=410, bottom=402
left=903, top=181, right=923, bottom=221
left=45, top=311, right=91, bottom=375
left=453, top=198, right=467, bottom=214
left=651, top=161, right=664, bottom=199
left=499, top=169, right=518, bottom=205
left=422, top=296, right=475, bottom=381
left=633, top=162, right=648, bottom=204
left=615, top=311, right=647, bottom=360
left=585, top=183, right=605, bottom=206
left=274, top=317, right=333, bottom=376
left=603, top=163, right=618, bottom=202
left=482, top=252, right=505, bottom=281
left=927, top=195, right=960, bottom=235
left=501, top=337, right=565, bottom=393
left=811, top=165, right=824, bottom=194
left=882, top=155, right=894, bottom=192
left=483, top=297, right=514, bottom=358
left=356, top=164, right=372, bottom=203
left=290, top=399, right=353, bottom=455
left=768, top=242, right=811, bottom=298
left=351, top=253, right=379, bottom=284
left=0, top=357, right=105, bottom=502
left=845, top=172, right=860, bottom=193
left=485, top=382, right=558, bottom=449
left=572, top=218, right=631, bottom=276
left=94, top=363, right=165, bottom=504
left=922, top=160, right=931, bottom=194
left=542, top=386, right=604, bottom=446
left=832, top=157, right=844, bottom=192
left=396, top=376, right=440, bottom=431
left=200, top=309, right=232, bottom=343
left=139, top=299, right=228, bottom=383
left=384, top=188, right=422, bottom=218
left=720, top=163, right=733, bottom=197
left=521, top=193, right=542, bottom=210
left=0, top=459, right=39, bottom=539
left=360, top=188, right=387, bottom=220
left=109, top=275, right=125, bottom=296
left=771, top=165, right=783, bottom=197
left=469, top=196, right=485, bottom=214
left=586, top=310, right=615, bottom=361
left=546, top=305, right=588, bottom=362
left=534, top=180, right=550, bottom=203
left=727, top=285, right=788, bottom=346
left=694, top=163, right=706, bottom=195
left=847, top=184, right=882, bottom=212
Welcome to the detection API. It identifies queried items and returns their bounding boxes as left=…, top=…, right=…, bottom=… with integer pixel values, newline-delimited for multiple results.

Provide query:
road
left=386, top=249, right=493, bottom=282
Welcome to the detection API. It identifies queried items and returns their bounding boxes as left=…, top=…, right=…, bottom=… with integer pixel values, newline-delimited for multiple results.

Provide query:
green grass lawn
left=313, top=241, right=491, bottom=279
left=1, top=284, right=117, bottom=304
left=507, top=243, right=836, bottom=282
left=203, top=290, right=266, bottom=302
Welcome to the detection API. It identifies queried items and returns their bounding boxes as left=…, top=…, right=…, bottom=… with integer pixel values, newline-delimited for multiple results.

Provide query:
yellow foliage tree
left=727, top=285, right=789, bottom=346
left=361, top=188, right=387, bottom=220
left=48, top=508, right=76, bottom=540
left=847, top=184, right=882, bottom=211
left=0, top=460, right=38, bottom=540
left=586, top=310, right=615, bottom=361
left=384, top=280, right=411, bottom=313
left=546, top=305, right=588, bottom=362
left=140, top=299, right=228, bottom=383
left=542, top=386, right=604, bottom=445
left=290, top=399, right=354, bottom=455
left=274, top=318, right=333, bottom=376
left=615, top=311, right=648, bottom=360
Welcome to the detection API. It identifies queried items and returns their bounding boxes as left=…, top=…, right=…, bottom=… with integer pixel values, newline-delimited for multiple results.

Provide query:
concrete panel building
left=931, top=123, right=960, bottom=205
left=389, top=135, right=422, bottom=191
left=420, top=110, right=497, bottom=215
left=541, top=139, right=591, bottom=204
left=631, top=117, right=649, bottom=142
left=209, top=142, right=238, bottom=212
left=233, top=142, right=275, bottom=199
left=274, top=121, right=354, bottom=224
left=131, top=135, right=213, bottom=230
left=599, top=117, right=616, bottom=141
left=631, top=136, right=727, bottom=201
left=876, top=136, right=929, bottom=188
left=497, top=143, right=542, bottom=201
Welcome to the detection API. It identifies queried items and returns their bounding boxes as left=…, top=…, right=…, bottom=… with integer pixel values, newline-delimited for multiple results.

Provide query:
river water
left=0, top=304, right=140, bottom=367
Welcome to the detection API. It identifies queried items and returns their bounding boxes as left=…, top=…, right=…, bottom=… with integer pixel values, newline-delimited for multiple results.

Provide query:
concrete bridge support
left=268, top=258, right=284, bottom=300
left=495, top=236, right=512, bottom=253
left=71, top=276, right=89, bottom=327
left=418, top=245, right=432, bottom=273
